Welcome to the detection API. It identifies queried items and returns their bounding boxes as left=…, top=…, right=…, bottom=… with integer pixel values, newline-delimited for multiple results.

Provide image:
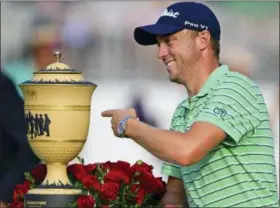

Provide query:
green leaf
left=24, top=172, right=35, bottom=184
left=136, top=160, right=143, bottom=165
left=76, top=156, right=84, bottom=165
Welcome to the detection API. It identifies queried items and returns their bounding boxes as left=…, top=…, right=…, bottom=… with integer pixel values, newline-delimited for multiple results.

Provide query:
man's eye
left=165, top=38, right=173, bottom=45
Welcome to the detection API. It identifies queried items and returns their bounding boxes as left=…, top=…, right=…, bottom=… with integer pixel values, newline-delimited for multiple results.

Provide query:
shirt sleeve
left=194, top=79, right=261, bottom=146
left=161, top=161, right=182, bottom=179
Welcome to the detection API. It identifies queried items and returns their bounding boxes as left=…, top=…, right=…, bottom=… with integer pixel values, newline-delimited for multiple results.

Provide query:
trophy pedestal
left=24, top=187, right=82, bottom=208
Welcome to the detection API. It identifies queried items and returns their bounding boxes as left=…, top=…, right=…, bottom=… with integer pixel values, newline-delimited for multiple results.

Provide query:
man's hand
left=101, top=108, right=137, bottom=137
left=161, top=176, right=187, bottom=207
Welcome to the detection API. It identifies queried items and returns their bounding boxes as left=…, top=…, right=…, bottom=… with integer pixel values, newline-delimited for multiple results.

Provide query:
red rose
left=104, top=168, right=131, bottom=184
left=139, top=173, right=155, bottom=193
left=31, top=164, right=47, bottom=182
left=113, top=161, right=133, bottom=176
left=12, top=180, right=31, bottom=202
left=99, top=182, right=120, bottom=201
left=138, top=172, right=166, bottom=195
left=111, top=161, right=130, bottom=170
left=10, top=201, right=24, bottom=208
left=130, top=160, right=153, bottom=175
left=138, top=171, right=159, bottom=193
left=67, top=164, right=88, bottom=181
left=136, top=188, right=146, bottom=205
left=153, top=177, right=166, bottom=195
left=84, top=163, right=98, bottom=173
left=99, top=161, right=113, bottom=172
left=77, top=195, right=95, bottom=208
left=80, top=175, right=101, bottom=191
left=131, top=184, right=146, bottom=205
left=100, top=161, right=131, bottom=175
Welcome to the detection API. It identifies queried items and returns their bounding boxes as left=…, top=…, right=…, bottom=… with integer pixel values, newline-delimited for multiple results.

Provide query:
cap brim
left=134, top=24, right=184, bottom=46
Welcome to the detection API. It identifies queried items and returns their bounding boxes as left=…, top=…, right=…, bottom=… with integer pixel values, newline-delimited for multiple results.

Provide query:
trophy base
left=24, top=188, right=82, bottom=208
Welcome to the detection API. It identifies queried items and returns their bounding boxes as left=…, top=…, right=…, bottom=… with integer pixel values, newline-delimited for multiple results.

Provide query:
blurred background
left=1, top=1, right=279, bottom=190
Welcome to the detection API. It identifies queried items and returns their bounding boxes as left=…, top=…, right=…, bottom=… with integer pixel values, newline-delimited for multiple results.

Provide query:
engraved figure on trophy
left=29, top=112, right=35, bottom=139
left=44, top=114, right=51, bottom=137
left=25, top=111, right=51, bottom=139
left=34, top=114, right=40, bottom=137
left=39, top=114, right=44, bottom=136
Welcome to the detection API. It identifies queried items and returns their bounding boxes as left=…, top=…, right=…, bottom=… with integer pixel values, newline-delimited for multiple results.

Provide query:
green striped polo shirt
left=161, top=65, right=279, bottom=207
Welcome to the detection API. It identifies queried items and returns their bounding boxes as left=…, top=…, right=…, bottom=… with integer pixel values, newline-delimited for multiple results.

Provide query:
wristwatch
left=117, top=116, right=135, bottom=138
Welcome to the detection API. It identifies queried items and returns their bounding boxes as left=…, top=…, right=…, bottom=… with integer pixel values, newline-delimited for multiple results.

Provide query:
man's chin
left=168, top=75, right=179, bottom=83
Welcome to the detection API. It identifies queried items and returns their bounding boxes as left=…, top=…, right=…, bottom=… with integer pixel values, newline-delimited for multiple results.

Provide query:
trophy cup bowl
left=19, top=51, right=97, bottom=208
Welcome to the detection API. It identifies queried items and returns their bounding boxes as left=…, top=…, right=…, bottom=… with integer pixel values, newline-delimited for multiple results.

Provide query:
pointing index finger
left=101, top=110, right=114, bottom=117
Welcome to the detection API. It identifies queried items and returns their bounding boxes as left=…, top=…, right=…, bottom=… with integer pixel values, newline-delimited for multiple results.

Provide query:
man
left=102, top=2, right=279, bottom=207
left=0, top=71, right=40, bottom=206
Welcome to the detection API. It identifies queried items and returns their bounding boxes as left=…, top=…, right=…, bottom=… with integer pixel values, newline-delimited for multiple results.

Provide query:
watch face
left=118, top=124, right=124, bottom=135
left=118, top=117, right=132, bottom=137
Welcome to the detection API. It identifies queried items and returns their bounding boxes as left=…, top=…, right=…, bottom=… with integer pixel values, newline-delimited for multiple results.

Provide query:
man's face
left=156, top=29, right=201, bottom=84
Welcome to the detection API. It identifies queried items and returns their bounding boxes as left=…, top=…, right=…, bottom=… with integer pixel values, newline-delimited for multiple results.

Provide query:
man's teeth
left=167, top=61, right=174, bottom=67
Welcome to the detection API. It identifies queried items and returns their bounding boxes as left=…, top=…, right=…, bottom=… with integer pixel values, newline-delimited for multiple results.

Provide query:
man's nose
left=157, top=44, right=169, bottom=60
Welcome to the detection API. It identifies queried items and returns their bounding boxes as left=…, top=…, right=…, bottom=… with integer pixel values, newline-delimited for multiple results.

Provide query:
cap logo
left=161, top=9, right=180, bottom=18
left=184, top=21, right=208, bottom=30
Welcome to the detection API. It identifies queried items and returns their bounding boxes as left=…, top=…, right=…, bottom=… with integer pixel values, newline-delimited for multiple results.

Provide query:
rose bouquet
left=10, top=158, right=166, bottom=208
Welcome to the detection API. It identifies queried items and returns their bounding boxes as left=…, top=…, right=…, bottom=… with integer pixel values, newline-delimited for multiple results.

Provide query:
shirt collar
left=181, top=64, right=229, bottom=108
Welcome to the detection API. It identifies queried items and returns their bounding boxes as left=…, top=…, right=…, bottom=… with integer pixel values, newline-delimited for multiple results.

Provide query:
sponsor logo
left=184, top=21, right=208, bottom=30
left=213, top=107, right=227, bottom=117
left=161, top=9, right=180, bottom=18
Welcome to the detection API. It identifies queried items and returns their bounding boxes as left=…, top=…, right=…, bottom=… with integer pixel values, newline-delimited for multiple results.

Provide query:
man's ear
left=197, top=31, right=211, bottom=50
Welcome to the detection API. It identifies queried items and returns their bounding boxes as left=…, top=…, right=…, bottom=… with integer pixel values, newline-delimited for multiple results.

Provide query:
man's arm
left=101, top=108, right=226, bottom=166
left=125, top=119, right=226, bottom=166
left=161, top=176, right=187, bottom=207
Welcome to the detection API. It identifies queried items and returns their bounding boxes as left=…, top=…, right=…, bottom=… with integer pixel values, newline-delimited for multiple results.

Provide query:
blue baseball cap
left=134, top=2, right=221, bottom=45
